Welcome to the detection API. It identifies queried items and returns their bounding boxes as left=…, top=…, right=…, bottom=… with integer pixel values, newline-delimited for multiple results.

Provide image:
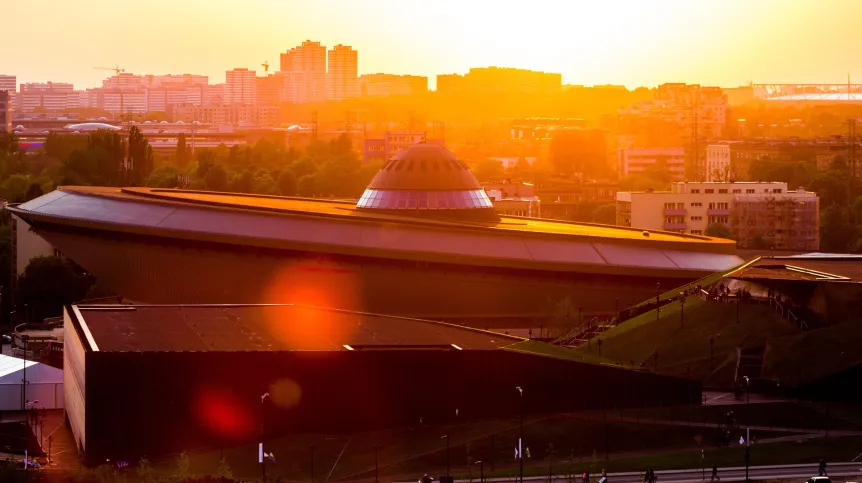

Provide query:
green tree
left=297, top=174, right=316, bottom=197
left=216, top=457, right=233, bottom=480
left=24, top=182, right=43, bottom=202
left=277, top=170, right=298, bottom=196
left=474, top=159, right=505, bottom=182
left=176, top=133, right=190, bottom=167
left=174, top=451, right=190, bottom=481
left=128, top=126, right=154, bottom=184
left=230, top=170, right=255, bottom=193
left=809, top=170, right=850, bottom=207
left=705, top=223, right=731, bottom=239
left=820, top=204, right=856, bottom=253
left=592, top=204, right=617, bottom=224
left=15, top=256, right=93, bottom=322
left=146, top=165, right=180, bottom=188
left=205, top=165, right=229, bottom=192
left=136, top=457, right=154, bottom=483
left=853, top=195, right=862, bottom=225
left=750, top=233, right=769, bottom=250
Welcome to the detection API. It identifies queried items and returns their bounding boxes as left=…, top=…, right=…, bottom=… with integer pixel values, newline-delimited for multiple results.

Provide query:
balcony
left=663, top=208, right=687, bottom=216
left=663, top=222, right=688, bottom=230
left=707, top=208, right=731, bottom=215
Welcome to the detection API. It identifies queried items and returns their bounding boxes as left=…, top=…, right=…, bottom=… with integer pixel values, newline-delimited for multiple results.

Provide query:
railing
left=0, top=383, right=64, bottom=411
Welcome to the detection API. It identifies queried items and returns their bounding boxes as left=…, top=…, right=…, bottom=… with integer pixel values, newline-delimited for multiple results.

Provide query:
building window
left=691, top=230, right=703, bottom=235
left=773, top=189, right=783, bottom=194
left=719, top=189, right=728, bottom=194
left=705, top=189, right=714, bottom=194
left=691, top=216, right=702, bottom=221
left=691, top=189, right=700, bottom=194
left=733, top=189, right=741, bottom=194
left=746, top=189, right=755, bottom=194
left=691, top=202, right=702, bottom=208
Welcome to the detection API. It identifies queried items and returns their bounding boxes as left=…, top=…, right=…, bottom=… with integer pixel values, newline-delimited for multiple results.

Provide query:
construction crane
left=94, top=66, right=125, bottom=76
left=261, top=61, right=270, bottom=75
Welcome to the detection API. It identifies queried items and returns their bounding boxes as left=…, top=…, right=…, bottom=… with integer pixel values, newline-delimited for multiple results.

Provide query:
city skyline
left=4, top=0, right=862, bottom=90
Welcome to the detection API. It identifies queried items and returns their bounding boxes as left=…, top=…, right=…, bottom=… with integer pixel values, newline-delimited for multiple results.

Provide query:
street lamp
left=516, top=386, right=524, bottom=483
left=441, top=434, right=450, bottom=477
left=374, top=444, right=380, bottom=482
left=656, top=283, right=661, bottom=320
left=310, top=445, right=315, bottom=482
left=708, top=336, right=714, bottom=370
left=475, top=460, right=484, bottom=483
left=260, top=392, right=269, bottom=483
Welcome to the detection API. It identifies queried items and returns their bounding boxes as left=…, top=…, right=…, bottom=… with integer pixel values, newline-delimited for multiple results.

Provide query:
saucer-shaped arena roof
left=9, top=186, right=741, bottom=279
left=357, top=143, right=498, bottom=221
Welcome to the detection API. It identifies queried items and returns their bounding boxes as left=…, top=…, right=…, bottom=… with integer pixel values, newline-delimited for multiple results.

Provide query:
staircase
left=734, top=346, right=766, bottom=392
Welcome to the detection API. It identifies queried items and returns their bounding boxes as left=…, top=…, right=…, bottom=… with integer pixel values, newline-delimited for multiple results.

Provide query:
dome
left=64, top=123, right=122, bottom=132
left=357, top=142, right=498, bottom=222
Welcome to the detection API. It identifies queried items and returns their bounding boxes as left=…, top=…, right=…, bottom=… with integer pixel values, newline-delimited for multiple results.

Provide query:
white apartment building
left=225, top=68, right=257, bottom=105
left=616, top=181, right=819, bottom=250
left=327, top=44, right=359, bottom=101
left=618, top=148, right=685, bottom=180
left=1, top=91, right=11, bottom=132
left=279, top=40, right=327, bottom=103
left=706, top=144, right=731, bottom=182
left=0, top=74, right=17, bottom=92
left=15, top=82, right=78, bottom=112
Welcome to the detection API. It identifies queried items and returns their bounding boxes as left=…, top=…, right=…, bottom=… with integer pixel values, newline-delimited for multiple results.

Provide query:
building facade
left=437, top=67, right=562, bottom=94
left=0, top=75, right=16, bottom=92
left=616, top=181, right=819, bottom=250
left=483, top=181, right=540, bottom=217
left=225, top=68, right=257, bottom=105
left=279, top=40, right=327, bottom=103
left=618, top=147, right=686, bottom=180
left=706, top=144, right=731, bottom=182
left=0, top=91, right=11, bottom=132
left=327, top=44, right=359, bottom=101
left=363, top=131, right=427, bottom=163
left=170, top=103, right=279, bottom=127
left=359, top=74, right=427, bottom=96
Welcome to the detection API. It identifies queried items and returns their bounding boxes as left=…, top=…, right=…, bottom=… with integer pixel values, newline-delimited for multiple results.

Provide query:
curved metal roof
left=9, top=187, right=742, bottom=279
left=367, top=143, right=481, bottom=191
left=63, top=123, right=122, bottom=132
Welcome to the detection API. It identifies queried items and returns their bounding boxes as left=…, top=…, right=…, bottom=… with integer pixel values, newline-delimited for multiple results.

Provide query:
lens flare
left=269, top=378, right=303, bottom=410
left=194, top=387, right=254, bottom=439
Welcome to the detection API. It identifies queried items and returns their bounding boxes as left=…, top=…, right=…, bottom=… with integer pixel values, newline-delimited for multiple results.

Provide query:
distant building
left=280, top=40, right=327, bottom=103
left=327, top=44, right=359, bottom=101
left=364, top=131, right=427, bottom=163
left=255, top=74, right=285, bottom=106
left=706, top=144, right=731, bottom=182
left=487, top=157, right=536, bottom=170
left=618, top=147, right=686, bottom=180
left=483, top=181, right=540, bottom=217
left=359, top=74, right=427, bottom=96
left=0, top=91, right=11, bottom=132
left=616, top=181, right=819, bottom=250
left=16, top=82, right=79, bottom=112
left=535, top=177, right=618, bottom=221
left=170, top=103, right=279, bottom=127
left=225, top=68, right=257, bottom=105
left=0, top=74, right=17, bottom=92
left=437, top=67, right=562, bottom=94
left=102, top=73, right=145, bottom=90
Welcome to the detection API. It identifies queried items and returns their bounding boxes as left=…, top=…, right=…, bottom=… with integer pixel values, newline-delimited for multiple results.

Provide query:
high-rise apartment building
left=0, top=75, right=17, bottom=92
left=616, top=181, right=819, bottom=250
left=256, top=74, right=285, bottom=106
left=706, top=144, right=731, bottom=182
left=279, top=40, right=327, bottom=103
left=436, top=67, right=562, bottom=94
left=0, top=91, right=12, bottom=132
left=359, top=74, right=428, bottom=96
left=17, top=82, right=79, bottom=112
left=225, top=68, right=257, bottom=105
left=327, top=44, right=359, bottom=101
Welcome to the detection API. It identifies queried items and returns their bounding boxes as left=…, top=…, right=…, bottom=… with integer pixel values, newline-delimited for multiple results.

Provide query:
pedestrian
left=420, top=474, right=433, bottom=483
left=583, top=470, right=591, bottom=483
left=711, top=465, right=719, bottom=482
left=819, top=459, right=827, bottom=476
left=643, top=470, right=649, bottom=483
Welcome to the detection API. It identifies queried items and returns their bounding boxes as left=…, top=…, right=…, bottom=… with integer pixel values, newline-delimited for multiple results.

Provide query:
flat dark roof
left=71, top=304, right=522, bottom=353
left=729, top=256, right=862, bottom=283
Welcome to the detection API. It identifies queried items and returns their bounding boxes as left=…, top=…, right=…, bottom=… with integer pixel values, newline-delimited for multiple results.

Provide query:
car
left=807, top=477, right=831, bottom=483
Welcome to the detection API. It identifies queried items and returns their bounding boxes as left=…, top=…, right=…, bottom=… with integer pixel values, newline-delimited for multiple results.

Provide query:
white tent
left=0, top=354, right=63, bottom=410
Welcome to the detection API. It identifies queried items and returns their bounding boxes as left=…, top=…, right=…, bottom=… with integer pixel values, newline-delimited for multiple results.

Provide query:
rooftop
left=726, top=255, right=862, bottom=283
left=71, top=304, right=522, bottom=353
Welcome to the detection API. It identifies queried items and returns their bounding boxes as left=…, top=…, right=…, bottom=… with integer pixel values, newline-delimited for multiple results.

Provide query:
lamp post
left=679, top=292, right=686, bottom=328
left=310, top=445, right=315, bottom=482
left=736, top=296, right=740, bottom=323
left=744, top=427, right=750, bottom=482
left=260, top=392, right=269, bottom=483
left=475, top=460, right=484, bottom=483
left=517, top=386, right=524, bottom=483
left=597, top=339, right=603, bottom=357
left=656, top=283, right=661, bottom=320
left=440, top=434, right=450, bottom=477
left=374, top=444, right=380, bottom=482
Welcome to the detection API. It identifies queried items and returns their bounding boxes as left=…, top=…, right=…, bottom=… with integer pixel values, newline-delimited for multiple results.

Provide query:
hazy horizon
left=3, top=0, right=862, bottom=90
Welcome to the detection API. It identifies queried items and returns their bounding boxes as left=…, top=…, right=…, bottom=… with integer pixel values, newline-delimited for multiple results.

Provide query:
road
left=407, top=462, right=862, bottom=483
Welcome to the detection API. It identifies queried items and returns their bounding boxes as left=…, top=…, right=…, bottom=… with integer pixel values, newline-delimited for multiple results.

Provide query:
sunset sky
left=3, top=0, right=862, bottom=90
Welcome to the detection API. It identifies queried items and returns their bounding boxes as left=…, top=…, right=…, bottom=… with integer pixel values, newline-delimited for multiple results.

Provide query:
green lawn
left=576, top=296, right=797, bottom=381
left=763, top=320, right=862, bottom=386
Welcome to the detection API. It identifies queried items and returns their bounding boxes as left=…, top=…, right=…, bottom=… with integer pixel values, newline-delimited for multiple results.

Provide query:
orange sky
left=3, top=0, right=862, bottom=90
